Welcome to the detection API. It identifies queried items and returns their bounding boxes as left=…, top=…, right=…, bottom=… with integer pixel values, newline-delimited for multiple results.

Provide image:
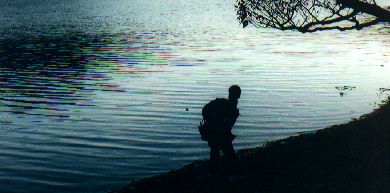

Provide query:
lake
left=0, top=0, right=389, bottom=192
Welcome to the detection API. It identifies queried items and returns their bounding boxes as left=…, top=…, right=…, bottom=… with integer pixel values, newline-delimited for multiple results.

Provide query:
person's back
left=202, top=98, right=238, bottom=142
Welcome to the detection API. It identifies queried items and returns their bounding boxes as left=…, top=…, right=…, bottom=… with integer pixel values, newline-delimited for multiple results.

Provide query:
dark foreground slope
left=113, top=99, right=390, bottom=193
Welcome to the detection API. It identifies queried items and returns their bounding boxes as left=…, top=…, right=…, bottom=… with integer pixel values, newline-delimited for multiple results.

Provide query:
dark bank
left=112, top=98, right=390, bottom=193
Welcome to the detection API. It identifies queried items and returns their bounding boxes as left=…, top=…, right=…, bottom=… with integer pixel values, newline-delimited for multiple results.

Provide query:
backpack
left=199, top=98, right=231, bottom=141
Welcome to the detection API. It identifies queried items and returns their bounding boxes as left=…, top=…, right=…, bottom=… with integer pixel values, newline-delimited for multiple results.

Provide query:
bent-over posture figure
left=202, top=85, right=241, bottom=174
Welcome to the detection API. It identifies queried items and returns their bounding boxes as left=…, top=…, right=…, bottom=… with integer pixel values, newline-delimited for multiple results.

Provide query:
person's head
left=228, top=85, right=241, bottom=101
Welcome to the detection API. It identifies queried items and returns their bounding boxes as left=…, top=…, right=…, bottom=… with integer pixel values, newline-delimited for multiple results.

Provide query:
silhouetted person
left=201, top=85, right=241, bottom=175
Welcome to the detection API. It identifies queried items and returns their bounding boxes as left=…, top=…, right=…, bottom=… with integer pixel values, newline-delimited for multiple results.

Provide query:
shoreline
left=112, top=97, right=390, bottom=193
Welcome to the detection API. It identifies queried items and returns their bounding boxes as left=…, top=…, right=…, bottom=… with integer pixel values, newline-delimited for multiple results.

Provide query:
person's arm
left=225, top=108, right=239, bottom=130
left=202, top=103, right=210, bottom=120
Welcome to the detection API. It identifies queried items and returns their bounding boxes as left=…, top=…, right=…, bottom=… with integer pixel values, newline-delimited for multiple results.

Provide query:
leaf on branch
left=243, top=20, right=249, bottom=28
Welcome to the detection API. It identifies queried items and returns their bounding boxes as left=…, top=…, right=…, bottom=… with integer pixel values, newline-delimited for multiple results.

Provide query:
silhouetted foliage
left=236, top=0, right=390, bottom=32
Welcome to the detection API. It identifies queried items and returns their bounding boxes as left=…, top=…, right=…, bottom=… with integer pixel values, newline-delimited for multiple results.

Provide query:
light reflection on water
left=0, top=0, right=390, bottom=193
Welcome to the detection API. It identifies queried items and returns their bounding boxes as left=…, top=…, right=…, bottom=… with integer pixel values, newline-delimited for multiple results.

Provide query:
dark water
left=0, top=0, right=390, bottom=192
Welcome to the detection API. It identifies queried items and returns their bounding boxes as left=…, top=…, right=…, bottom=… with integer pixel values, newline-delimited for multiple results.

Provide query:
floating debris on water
left=336, top=86, right=356, bottom=97
left=335, top=86, right=356, bottom=91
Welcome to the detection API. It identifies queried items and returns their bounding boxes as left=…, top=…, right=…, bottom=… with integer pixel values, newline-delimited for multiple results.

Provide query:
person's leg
left=220, top=141, right=236, bottom=175
left=221, top=140, right=235, bottom=161
left=208, top=142, right=220, bottom=175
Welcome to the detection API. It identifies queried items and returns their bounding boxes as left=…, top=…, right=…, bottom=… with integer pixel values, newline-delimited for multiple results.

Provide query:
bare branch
left=236, top=0, right=390, bottom=32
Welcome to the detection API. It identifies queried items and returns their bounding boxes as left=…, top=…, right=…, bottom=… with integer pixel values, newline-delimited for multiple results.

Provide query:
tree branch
left=236, top=0, right=390, bottom=32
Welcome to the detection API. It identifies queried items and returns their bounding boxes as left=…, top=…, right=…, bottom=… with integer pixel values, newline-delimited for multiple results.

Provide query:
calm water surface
left=0, top=0, right=390, bottom=192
